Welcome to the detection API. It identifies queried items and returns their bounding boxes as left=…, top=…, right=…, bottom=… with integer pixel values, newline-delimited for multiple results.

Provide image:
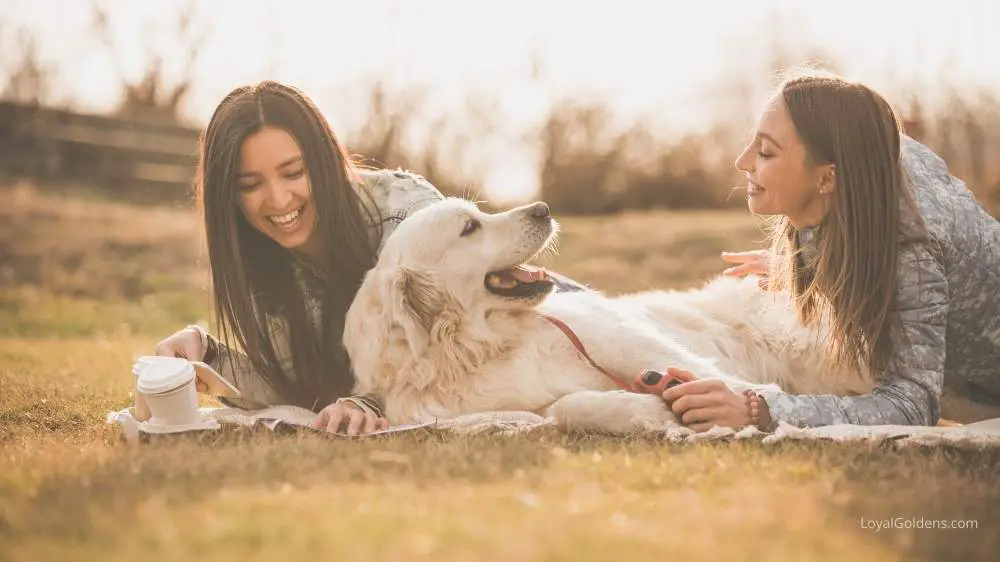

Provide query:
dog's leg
left=546, top=390, right=682, bottom=435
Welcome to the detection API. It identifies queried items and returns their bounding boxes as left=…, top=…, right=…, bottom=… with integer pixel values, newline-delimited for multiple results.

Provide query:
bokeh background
left=3, top=3, right=1000, bottom=560
left=2, top=0, right=999, bottom=213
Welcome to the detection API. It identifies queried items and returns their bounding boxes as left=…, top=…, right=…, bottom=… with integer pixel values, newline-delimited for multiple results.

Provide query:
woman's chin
left=747, top=194, right=775, bottom=216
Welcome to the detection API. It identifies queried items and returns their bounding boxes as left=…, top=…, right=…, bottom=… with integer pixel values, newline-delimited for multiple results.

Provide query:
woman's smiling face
left=734, top=94, right=835, bottom=227
left=235, top=126, right=321, bottom=256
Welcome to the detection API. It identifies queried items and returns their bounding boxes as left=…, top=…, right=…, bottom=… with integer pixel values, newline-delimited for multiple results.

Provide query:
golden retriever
left=343, top=198, right=873, bottom=434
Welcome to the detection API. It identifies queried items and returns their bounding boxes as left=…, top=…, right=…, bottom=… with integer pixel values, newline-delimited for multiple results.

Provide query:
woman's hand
left=154, top=327, right=208, bottom=392
left=312, top=400, right=390, bottom=436
left=721, top=250, right=771, bottom=290
left=634, top=368, right=752, bottom=432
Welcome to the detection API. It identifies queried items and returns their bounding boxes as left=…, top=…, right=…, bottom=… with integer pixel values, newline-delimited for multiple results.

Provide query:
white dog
left=343, top=198, right=874, bottom=434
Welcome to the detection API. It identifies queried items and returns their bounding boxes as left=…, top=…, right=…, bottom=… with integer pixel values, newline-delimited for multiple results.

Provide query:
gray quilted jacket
left=760, top=136, right=1000, bottom=428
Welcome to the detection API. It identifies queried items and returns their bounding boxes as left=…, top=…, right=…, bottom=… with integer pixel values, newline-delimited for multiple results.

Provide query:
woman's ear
left=818, top=164, right=836, bottom=195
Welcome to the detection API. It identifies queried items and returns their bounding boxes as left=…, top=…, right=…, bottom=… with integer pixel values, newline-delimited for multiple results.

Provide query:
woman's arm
left=757, top=241, right=948, bottom=429
left=201, top=328, right=388, bottom=417
left=188, top=325, right=277, bottom=410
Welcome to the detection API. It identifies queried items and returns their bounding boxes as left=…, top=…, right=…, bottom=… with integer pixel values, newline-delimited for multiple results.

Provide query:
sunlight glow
left=5, top=0, right=999, bottom=201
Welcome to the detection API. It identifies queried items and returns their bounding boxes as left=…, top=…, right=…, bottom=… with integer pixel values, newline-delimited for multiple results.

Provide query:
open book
left=205, top=404, right=439, bottom=436
left=108, top=404, right=552, bottom=443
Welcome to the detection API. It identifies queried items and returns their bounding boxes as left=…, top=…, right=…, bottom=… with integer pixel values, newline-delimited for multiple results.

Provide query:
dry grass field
left=1, top=183, right=997, bottom=562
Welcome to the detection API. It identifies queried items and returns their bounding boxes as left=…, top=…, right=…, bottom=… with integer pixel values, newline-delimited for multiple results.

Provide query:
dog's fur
left=343, top=198, right=874, bottom=434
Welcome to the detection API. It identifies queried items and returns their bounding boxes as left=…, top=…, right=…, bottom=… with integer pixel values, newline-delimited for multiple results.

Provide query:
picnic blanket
left=106, top=405, right=1000, bottom=450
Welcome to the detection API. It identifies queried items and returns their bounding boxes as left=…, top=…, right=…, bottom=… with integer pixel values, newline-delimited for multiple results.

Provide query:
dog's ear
left=399, top=268, right=443, bottom=333
left=376, top=266, right=443, bottom=356
left=343, top=264, right=451, bottom=398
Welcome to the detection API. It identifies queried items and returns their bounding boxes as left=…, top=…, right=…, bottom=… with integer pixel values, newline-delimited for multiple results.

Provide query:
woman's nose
left=734, top=144, right=753, bottom=174
left=264, top=181, right=294, bottom=210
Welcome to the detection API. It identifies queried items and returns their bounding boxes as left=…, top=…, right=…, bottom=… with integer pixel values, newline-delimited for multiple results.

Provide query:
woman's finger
left=361, top=412, right=378, bottom=435
left=671, top=393, right=717, bottom=415
left=720, top=250, right=767, bottom=264
left=680, top=406, right=726, bottom=426
left=311, top=408, right=329, bottom=430
left=722, top=262, right=767, bottom=277
left=346, top=411, right=366, bottom=436
left=153, top=341, right=175, bottom=357
left=325, top=408, right=347, bottom=433
left=665, top=368, right=698, bottom=382
left=633, top=371, right=676, bottom=394
left=376, top=418, right=390, bottom=431
left=662, top=377, right=725, bottom=402
left=634, top=366, right=698, bottom=395
left=180, top=333, right=204, bottom=360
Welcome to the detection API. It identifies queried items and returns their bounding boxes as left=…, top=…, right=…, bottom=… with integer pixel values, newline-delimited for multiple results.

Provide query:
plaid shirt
left=760, top=136, right=1000, bottom=429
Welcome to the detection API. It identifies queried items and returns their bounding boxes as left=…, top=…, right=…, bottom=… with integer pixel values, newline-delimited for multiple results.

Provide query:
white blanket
left=106, top=406, right=1000, bottom=450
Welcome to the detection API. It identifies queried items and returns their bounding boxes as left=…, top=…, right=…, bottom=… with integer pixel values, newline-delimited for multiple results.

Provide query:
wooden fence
left=0, top=101, right=201, bottom=203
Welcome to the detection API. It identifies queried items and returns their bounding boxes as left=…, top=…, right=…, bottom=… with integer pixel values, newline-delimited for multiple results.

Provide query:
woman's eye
left=757, top=151, right=772, bottom=159
left=238, top=182, right=260, bottom=192
left=460, top=218, right=482, bottom=237
left=286, top=169, right=305, bottom=180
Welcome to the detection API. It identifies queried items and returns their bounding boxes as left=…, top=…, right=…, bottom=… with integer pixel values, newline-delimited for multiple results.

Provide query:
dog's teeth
left=486, top=272, right=519, bottom=290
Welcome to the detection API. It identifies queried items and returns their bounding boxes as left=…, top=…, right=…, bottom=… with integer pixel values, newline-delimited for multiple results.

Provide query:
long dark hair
left=766, top=72, right=923, bottom=378
left=196, top=80, right=381, bottom=410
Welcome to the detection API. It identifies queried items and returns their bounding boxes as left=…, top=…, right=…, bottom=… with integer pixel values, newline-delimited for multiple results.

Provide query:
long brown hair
left=765, top=73, right=924, bottom=378
left=196, top=80, right=381, bottom=410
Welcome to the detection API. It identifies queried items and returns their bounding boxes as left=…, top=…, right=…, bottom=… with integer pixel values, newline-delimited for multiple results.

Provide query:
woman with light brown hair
left=638, top=73, right=1000, bottom=432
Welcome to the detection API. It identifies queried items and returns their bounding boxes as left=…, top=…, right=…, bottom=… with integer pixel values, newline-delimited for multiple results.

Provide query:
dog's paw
left=546, top=390, right=679, bottom=435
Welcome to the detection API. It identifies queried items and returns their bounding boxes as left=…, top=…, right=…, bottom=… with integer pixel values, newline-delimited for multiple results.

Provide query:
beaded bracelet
left=742, top=389, right=761, bottom=428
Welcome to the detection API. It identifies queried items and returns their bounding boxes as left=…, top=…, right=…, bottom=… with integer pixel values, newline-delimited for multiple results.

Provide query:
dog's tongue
left=510, top=265, right=546, bottom=283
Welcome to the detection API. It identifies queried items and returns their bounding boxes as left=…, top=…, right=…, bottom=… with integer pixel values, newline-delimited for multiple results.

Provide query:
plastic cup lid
left=135, top=356, right=196, bottom=395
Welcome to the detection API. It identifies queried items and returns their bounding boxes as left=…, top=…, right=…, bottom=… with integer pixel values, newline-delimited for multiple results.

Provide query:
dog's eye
left=460, top=218, right=482, bottom=237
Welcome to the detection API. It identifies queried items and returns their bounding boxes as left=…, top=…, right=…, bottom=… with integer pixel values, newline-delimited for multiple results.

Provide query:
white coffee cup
left=134, top=356, right=200, bottom=427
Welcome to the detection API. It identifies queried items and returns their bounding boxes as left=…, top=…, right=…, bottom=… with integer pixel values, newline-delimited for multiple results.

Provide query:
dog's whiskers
left=539, top=234, right=561, bottom=259
left=460, top=187, right=488, bottom=207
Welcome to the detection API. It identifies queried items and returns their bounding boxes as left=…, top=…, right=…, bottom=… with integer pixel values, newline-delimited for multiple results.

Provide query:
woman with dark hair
left=637, top=72, right=1000, bottom=432
left=152, top=80, right=584, bottom=435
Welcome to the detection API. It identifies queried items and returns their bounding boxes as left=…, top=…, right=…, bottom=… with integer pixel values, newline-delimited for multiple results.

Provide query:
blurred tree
left=343, top=79, right=504, bottom=205
left=0, top=22, right=57, bottom=105
left=89, top=0, right=209, bottom=123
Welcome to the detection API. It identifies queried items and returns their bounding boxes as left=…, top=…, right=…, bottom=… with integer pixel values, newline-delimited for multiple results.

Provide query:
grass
left=1, top=183, right=998, bottom=561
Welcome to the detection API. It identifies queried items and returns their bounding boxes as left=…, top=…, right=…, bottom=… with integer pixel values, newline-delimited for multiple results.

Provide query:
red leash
left=541, top=314, right=637, bottom=392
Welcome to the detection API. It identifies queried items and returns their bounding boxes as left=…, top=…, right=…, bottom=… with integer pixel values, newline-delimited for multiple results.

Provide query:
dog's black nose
left=527, top=202, right=550, bottom=219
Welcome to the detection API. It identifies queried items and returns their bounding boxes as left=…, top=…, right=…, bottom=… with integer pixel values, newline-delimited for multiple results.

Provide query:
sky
left=4, top=0, right=999, bottom=201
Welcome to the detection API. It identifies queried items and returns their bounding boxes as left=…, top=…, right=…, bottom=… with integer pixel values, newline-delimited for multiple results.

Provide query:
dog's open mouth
left=484, top=264, right=554, bottom=298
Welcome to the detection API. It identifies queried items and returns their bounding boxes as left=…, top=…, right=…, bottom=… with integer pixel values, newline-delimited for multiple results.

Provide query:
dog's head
left=344, top=198, right=558, bottom=396
left=379, top=196, right=558, bottom=312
